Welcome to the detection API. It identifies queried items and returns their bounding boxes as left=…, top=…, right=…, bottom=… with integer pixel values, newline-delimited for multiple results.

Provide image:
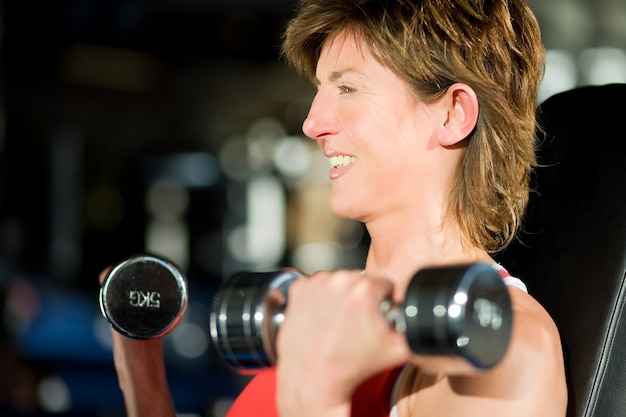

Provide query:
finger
left=99, top=266, right=111, bottom=285
left=347, top=273, right=395, bottom=309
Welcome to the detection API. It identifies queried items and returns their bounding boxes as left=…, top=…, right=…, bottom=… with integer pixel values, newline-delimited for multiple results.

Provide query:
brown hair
left=282, top=0, right=545, bottom=253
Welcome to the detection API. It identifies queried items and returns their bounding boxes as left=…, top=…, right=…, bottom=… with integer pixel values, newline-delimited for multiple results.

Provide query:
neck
left=363, top=212, right=491, bottom=302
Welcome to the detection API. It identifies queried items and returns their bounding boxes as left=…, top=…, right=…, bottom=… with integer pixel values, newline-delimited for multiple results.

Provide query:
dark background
left=0, top=0, right=624, bottom=416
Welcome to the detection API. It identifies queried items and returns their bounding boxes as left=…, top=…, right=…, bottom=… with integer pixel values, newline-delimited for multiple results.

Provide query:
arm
left=274, top=272, right=567, bottom=417
left=275, top=270, right=413, bottom=417
left=100, top=269, right=177, bottom=417
left=396, top=287, right=567, bottom=417
left=110, top=335, right=176, bottom=417
left=456, top=287, right=567, bottom=415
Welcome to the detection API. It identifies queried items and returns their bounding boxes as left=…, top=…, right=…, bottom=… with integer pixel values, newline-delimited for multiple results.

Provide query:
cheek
left=344, top=107, right=399, bottom=150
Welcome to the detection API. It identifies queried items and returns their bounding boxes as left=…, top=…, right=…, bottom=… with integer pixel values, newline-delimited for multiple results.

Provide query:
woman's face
left=302, top=30, right=446, bottom=223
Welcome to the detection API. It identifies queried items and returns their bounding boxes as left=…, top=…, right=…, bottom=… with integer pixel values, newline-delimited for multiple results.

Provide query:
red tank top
left=226, top=366, right=403, bottom=417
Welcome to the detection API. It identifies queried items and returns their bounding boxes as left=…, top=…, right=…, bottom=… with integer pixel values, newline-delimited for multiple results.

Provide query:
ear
left=436, top=83, right=479, bottom=147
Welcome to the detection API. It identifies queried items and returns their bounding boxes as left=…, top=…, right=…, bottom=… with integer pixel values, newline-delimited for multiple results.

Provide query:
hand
left=276, top=270, right=412, bottom=417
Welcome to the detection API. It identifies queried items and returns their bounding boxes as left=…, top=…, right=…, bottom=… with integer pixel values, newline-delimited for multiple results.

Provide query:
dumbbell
left=99, top=254, right=188, bottom=339
left=209, top=263, right=512, bottom=373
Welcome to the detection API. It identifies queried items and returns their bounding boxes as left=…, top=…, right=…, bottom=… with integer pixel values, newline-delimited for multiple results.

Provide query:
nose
left=302, top=91, right=339, bottom=141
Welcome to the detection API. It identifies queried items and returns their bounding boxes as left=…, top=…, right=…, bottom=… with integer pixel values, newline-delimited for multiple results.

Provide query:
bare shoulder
left=450, top=287, right=568, bottom=415
left=506, top=287, right=566, bottom=383
left=399, top=287, right=568, bottom=417
left=508, top=287, right=564, bottom=362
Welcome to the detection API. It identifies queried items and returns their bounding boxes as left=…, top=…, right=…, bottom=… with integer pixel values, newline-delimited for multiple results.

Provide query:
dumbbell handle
left=209, top=263, right=512, bottom=374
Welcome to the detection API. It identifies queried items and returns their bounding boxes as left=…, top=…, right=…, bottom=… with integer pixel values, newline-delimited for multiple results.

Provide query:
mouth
left=328, top=155, right=356, bottom=168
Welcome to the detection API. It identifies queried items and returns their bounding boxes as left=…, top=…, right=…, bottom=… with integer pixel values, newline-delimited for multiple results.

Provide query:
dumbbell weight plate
left=99, top=254, right=188, bottom=339
left=209, top=270, right=301, bottom=373
left=403, top=262, right=512, bottom=369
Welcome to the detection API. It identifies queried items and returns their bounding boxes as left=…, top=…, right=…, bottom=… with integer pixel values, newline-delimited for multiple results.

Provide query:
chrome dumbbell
left=99, top=254, right=188, bottom=339
left=209, top=263, right=512, bottom=373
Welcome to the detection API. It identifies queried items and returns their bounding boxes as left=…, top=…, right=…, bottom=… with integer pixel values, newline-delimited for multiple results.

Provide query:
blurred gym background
left=0, top=0, right=623, bottom=416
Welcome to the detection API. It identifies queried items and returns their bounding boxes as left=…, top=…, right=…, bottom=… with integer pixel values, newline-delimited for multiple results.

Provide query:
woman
left=103, top=1, right=568, bottom=416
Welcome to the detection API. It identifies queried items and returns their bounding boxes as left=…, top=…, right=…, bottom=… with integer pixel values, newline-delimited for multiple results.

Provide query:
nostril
left=302, top=115, right=338, bottom=141
left=302, top=116, right=323, bottom=140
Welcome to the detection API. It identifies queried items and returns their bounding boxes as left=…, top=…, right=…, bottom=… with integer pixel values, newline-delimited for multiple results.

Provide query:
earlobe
left=437, top=83, right=479, bottom=147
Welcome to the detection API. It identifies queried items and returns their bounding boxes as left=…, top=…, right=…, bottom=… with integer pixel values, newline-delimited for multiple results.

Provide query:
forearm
left=112, top=335, right=177, bottom=417
left=279, top=402, right=350, bottom=417
left=277, top=387, right=351, bottom=417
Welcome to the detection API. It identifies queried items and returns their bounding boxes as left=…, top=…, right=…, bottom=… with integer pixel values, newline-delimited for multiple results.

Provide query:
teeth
left=329, top=155, right=356, bottom=168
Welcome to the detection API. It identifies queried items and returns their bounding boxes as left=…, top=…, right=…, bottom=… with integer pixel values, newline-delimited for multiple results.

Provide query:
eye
left=339, top=84, right=355, bottom=94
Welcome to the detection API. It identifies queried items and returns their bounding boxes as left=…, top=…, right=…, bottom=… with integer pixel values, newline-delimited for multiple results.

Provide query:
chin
left=329, top=194, right=362, bottom=221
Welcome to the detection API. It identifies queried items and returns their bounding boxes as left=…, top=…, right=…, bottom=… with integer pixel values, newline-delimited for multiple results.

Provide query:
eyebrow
left=313, top=67, right=360, bottom=87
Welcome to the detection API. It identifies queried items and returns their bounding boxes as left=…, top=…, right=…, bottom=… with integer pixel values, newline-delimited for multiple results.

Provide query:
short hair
left=282, top=0, right=545, bottom=253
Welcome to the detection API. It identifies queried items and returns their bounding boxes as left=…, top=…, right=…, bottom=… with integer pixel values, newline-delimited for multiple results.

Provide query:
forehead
left=320, top=29, right=369, bottom=64
left=315, top=30, right=380, bottom=81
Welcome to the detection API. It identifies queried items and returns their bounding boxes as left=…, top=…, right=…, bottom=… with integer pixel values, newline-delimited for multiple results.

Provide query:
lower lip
left=329, top=164, right=353, bottom=179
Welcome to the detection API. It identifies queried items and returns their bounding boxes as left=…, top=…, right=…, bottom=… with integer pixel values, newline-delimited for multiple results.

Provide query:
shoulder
left=495, top=266, right=563, bottom=382
left=451, top=287, right=567, bottom=414
left=397, top=287, right=568, bottom=417
left=506, top=287, right=565, bottom=381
